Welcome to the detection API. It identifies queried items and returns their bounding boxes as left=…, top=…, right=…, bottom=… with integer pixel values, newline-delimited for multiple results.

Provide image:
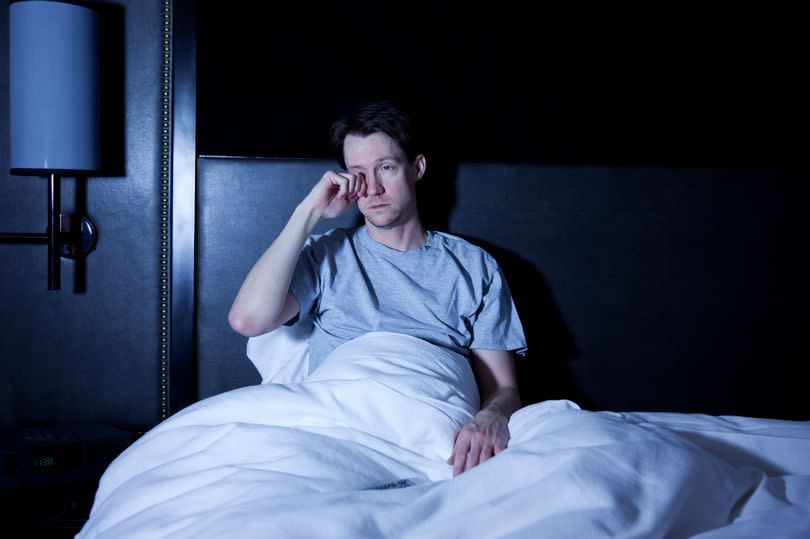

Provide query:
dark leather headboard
left=197, top=156, right=809, bottom=419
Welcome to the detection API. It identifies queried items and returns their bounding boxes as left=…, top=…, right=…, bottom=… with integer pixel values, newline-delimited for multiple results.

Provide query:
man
left=228, top=100, right=527, bottom=476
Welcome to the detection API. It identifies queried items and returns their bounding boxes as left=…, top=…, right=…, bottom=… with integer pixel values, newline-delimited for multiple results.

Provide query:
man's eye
left=379, top=164, right=396, bottom=173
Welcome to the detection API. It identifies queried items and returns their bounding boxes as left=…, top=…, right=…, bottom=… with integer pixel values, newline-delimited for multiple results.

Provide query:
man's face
left=344, top=132, right=424, bottom=230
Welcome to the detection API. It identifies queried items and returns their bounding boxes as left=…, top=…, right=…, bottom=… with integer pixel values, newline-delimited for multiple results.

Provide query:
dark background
left=1, top=0, right=806, bottom=442
left=0, top=1, right=807, bottom=533
left=194, top=1, right=809, bottom=420
left=198, top=1, right=808, bottom=166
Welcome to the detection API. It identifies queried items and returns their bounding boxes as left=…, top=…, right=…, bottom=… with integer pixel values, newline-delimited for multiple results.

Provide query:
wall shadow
left=71, top=176, right=90, bottom=293
left=81, top=1, right=126, bottom=176
left=413, top=102, right=589, bottom=407
left=459, top=237, right=591, bottom=408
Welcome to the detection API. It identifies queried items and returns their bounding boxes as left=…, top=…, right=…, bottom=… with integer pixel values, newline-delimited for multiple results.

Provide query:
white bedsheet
left=77, top=332, right=810, bottom=538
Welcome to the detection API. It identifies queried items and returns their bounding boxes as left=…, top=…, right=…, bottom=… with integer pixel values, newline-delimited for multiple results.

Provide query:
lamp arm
left=0, top=174, right=97, bottom=290
left=48, top=173, right=61, bottom=290
left=0, top=233, right=49, bottom=243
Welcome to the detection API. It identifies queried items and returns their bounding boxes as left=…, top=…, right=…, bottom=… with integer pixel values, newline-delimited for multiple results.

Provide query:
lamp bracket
left=59, top=213, right=97, bottom=258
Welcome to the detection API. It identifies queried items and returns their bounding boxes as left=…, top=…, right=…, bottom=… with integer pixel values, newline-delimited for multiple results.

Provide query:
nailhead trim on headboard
left=160, top=0, right=172, bottom=420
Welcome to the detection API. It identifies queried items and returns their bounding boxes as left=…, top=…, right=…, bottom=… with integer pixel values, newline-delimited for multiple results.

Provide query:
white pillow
left=246, top=318, right=312, bottom=384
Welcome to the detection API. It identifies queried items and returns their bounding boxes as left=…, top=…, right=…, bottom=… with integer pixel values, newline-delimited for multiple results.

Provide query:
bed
left=77, top=158, right=810, bottom=537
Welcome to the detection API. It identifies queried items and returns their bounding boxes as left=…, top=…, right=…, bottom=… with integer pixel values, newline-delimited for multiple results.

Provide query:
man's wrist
left=293, top=199, right=323, bottom=234
left=475, top=405, right=507, bottom=420
left=477, top=388, right=521, bottom=419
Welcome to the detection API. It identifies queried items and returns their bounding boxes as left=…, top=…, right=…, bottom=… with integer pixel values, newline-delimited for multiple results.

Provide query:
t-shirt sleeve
left=469, top=259, right=527, bottom=356
left=287, top=236, right=321, bottom=324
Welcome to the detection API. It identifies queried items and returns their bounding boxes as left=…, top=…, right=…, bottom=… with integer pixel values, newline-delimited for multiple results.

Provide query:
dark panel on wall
left=448, top=165, right=810, bottom=419
left=0, top=1, right=163, bottom=430
left=195, top=157, right=810, bottom=420
left=197, top=2, right=808, bottom=166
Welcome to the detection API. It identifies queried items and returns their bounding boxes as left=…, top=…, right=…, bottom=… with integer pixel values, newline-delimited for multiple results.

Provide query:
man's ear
left=414, top=154, right=427, bottom=181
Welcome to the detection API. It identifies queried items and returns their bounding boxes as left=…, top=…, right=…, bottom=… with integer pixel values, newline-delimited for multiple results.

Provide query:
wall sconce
left=1, top=1, right=101, bottom=290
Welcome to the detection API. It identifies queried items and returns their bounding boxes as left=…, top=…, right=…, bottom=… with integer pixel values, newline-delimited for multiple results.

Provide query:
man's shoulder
left=304, top=226, right=359, bottom=256
left=307, top=226, right=359, bottom=244
left=430, top=231, right=499, bottom=268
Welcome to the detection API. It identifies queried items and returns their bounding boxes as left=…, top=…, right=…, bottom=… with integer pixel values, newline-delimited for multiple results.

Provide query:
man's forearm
left=228, top=201, right=321, bottom=336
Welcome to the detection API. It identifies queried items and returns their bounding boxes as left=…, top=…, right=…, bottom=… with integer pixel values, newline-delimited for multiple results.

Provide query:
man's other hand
left=447, top=409, right=510, bottom=477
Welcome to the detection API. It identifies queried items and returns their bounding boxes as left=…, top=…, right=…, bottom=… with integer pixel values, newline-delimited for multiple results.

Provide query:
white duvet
left=78, top=332, right=810, bottom=538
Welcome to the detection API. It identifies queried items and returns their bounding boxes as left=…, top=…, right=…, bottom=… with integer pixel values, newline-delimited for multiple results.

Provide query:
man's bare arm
left=448, top=349, right=521, bottom=476
left=228, top=171, right=366, bottom=336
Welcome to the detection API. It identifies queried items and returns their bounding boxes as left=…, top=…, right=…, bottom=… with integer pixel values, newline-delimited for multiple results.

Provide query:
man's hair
left=329, top=100, right=422, bottom=170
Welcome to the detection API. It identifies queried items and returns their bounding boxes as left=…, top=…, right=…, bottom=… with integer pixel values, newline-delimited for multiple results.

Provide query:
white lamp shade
left=10, top=1, right=101, bottom=173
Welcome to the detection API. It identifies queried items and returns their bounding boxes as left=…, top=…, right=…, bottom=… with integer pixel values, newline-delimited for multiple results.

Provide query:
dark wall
left=197, top=2, right=808, bottom=166
left=2, top=2, right=804, bottom=430
left=192, top=2, right=809, bottom=420
left=0, top=0, right=163, bottom=430
left=196, top=158, right=809, bottom=420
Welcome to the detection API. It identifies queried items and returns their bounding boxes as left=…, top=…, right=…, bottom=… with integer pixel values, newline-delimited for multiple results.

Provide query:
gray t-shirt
left=289, top=225, right=527, bottom=369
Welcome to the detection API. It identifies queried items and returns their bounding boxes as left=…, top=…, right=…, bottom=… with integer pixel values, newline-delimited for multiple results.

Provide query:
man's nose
left=365, top=173, right=384, bottom=196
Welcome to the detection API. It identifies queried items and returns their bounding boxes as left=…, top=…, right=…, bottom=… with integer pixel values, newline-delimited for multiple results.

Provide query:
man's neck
left=365, top=219, right=427, bottom=252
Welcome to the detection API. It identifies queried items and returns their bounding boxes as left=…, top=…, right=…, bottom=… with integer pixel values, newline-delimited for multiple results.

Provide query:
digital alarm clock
left=0, top=423, right=133, bottom=493
left=5, top=442, right=82, bottom=474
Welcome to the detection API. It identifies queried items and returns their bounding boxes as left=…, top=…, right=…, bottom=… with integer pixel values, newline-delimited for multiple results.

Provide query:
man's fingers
left=338, top=172, right=365, bottom=200
left=330, top=174, right=347, bottom=197
left=464, top=441, right=481, bottom=473
left=452, top=433, right=471, bottom=477
left=450, top=426, right=508, bottom=476
left=351, top=173, right=366, bottom=199
left=452, top=448, right=467, bottom=477
left=479, top=445, right=495, bottom=464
